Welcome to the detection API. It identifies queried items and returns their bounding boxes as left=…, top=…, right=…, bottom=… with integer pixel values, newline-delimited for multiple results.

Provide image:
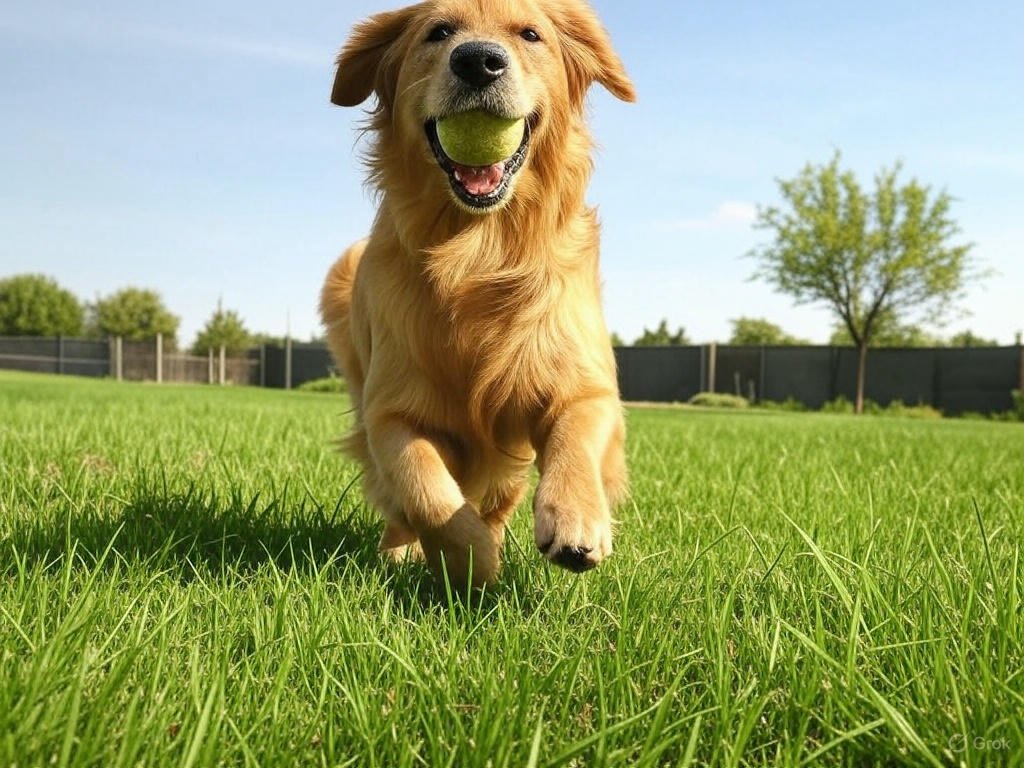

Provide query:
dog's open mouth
left=425, top=116, right=533, bottom=210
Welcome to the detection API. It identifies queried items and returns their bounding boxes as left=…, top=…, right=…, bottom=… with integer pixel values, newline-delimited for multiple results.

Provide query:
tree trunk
left=855, top=342, right=868, bottom=415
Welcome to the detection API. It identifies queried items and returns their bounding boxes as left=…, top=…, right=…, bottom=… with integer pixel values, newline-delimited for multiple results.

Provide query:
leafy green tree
left=0, top=274, right=84, bottom=336
left=828, top=311, right=943, bottom=348
left=249, top=332, right=286, bottom=347
left=91, top=288, right=179, bottom=347
left=633, top=319, right=690, bottom=346
left=609, top=331, right=626, bottom=347
left=749, top=153, right=979, bottom=413
left=192, top=303, right=252, bottom=355
left=947, top=330, right=998, bottom=347
left=728, top=317, right=809, bottom=345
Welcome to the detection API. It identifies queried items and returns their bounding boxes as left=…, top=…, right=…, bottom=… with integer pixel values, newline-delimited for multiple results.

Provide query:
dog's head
left=332, top=0, right=634, bottom=215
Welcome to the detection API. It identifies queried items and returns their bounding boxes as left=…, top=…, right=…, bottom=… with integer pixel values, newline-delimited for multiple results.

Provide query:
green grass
left=1, top=370, right=1021, bottom=767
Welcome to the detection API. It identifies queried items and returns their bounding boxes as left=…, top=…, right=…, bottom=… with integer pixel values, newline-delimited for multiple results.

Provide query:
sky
left=2, top=0, right=1022, bottom=345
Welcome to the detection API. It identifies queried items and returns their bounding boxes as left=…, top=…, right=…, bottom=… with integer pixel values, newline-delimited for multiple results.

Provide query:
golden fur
left=320, top=0, right=634, bottom=587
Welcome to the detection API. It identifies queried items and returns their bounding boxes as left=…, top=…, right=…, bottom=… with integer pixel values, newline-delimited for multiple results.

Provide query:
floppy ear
left=549, top=0, right=636, bottom=107
left=331, top=6, right=420, bottom=108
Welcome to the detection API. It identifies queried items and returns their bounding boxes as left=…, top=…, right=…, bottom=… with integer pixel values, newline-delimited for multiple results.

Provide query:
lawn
left=1, top=371, right=1021, bottom=767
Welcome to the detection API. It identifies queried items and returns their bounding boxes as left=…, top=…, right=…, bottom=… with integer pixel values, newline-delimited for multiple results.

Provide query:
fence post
left=155, top=333, right=163, bottom=383
left=208, top=349, right=214, bottom=384
left=57, top=335, right=65, bottom=375
left=259, top=345, right=266, bottom=388
left=219, top=346, right=226, bottom=385
left=698, top=346, right=706, bottom=397
left=1018, top=344, right=1024, bottom=391
left=759, top=346, right=767, bottom=403
left=116, top=336, right=123, bottom=381
left=285, top=337, right=293, bottom=390
left=708, top=342, right=717, bottom=393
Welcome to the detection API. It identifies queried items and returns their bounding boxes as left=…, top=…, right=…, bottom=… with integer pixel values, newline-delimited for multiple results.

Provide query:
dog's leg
left=533, top=397, right=626, bottom=572
left=366, top=416, right=499, bottom=587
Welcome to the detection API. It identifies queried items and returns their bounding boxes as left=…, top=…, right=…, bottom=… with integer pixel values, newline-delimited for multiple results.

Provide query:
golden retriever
left=320, top=0, right=634, bottom=588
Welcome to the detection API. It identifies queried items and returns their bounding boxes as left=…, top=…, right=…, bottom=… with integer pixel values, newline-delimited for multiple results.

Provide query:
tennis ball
left=436, top=110, right=525, bottom=167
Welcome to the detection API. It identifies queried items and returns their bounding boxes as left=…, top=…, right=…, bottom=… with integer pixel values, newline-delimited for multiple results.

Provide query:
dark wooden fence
left=2, top=336, right=1021, bottom=414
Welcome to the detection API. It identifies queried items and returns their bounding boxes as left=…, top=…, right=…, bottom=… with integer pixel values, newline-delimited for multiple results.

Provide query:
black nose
left=450, top=41, right=509, bottom=89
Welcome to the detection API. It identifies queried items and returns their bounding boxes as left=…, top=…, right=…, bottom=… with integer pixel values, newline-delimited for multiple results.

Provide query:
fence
left=0, top=335, right=258, bottom=386
left=3, top=336, right=1021, bottom=414
left=0, top=336, right=110, bottom=377
left=614, top=344, right=1024, bottom=415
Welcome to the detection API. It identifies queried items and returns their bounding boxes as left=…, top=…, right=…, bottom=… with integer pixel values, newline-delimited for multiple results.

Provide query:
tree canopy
left=633, top=319, right=690, bottom=346
left=728, top=317, right=809, bottom=346
left=90, top=288, right=179, bottom=347
left=749, top=154, right=979, bottom=412
left=191, top=305, right=252, bottom=355
left=0, top=274, right=84, bottom=337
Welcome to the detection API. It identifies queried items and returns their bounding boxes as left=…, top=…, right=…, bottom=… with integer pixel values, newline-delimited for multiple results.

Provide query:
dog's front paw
left=419, top=503, right=501, bottom=589
left=533, top=496, right=612, bottom=573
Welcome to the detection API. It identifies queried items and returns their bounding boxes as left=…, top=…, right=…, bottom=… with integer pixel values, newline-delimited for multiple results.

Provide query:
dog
left=320, top=0, right=634, bottom=588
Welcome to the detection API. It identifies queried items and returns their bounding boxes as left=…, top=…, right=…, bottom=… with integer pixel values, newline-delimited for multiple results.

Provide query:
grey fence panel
left=0, top=336, right=109, bottom=377
left=936, top=347, right=1019, bottom=414
left=760, top=347, right=836, bottom=407
left=714, top=347, right=761, bottom=398
left=614, top=346, right=702, bottom=403
left=292, top=345, right=335, bottom=387
left=260, top=344, right=336, bottom=389
left=858, top=349, right=938, bottom=406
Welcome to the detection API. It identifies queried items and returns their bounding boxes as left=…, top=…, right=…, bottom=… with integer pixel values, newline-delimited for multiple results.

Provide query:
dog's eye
left=426, top=23, right=455, bottom=43
left=520, top=28, right=541, bottom=43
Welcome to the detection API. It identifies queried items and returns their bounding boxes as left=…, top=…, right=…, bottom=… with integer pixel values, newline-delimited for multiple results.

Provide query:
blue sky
left=3, top=0, right=1022, bottom=345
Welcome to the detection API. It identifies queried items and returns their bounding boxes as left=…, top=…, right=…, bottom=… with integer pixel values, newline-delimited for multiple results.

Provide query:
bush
left=883, top=399, right=942, bottom=420
left=1013, top=390, right=1024, bottom=422
left=958, top=411, right=988, bottom=421
left=688, top=392, right=749, bottom=409
left=821, top=396, right=854, bottom=414
left=758, top=397, right=808, bottom=412
left=297, top=375, right=347, bottom=394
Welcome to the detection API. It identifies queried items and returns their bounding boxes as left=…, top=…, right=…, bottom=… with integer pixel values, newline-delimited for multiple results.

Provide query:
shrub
left=958, top=411, right=987, bottom=421
left=297, top=375, right=346, bottom=394
left=758, top=397, right=808, bottom=412
left=884, top=400, right=942, bottom=420
left=821, top=396, right=854, bottom=414
left=688, top=392, right=749, bottom=409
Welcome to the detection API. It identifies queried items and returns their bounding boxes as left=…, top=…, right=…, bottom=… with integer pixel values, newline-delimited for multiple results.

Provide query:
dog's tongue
left=453, top=162, right=504, bottom=197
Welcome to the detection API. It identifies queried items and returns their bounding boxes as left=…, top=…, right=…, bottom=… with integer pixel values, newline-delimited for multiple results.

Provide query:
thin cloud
left=0, top=12, right=329, bottom=68
left=660, top=201, right=758, bottom=232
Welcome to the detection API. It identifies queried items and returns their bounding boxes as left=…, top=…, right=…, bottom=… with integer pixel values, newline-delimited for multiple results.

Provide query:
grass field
left=1, top=370, right=1021, bottom=767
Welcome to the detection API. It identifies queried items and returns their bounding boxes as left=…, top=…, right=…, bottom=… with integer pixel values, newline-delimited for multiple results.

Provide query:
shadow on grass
left=6, top=481, right=382, bottom=579
left=5, top=480, right=536, bottom=613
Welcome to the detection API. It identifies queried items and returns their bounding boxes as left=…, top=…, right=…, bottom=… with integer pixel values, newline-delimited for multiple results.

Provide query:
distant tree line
left=612, top=315, right=1001, bottom=348
left=0, top=273, right=284, bottom=355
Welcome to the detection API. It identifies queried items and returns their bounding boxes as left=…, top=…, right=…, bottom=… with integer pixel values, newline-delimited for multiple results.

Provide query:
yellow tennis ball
left=436, top=111, right=525, bottom=167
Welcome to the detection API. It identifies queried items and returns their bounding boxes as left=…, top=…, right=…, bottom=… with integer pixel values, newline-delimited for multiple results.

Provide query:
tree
left=828, top=310, right=943, bottom=348
left=91, top=288, right=179, bottom=347
left=609, top=331, right=626, bottom=347
left=192, top=302, right=252, bottom=355
left=633, top=319, right=690, bottom=346
left=947, top=330, right=998, bottom=348
left=0, top=274, right=84, bottom=336
left=749, top=154, right=978, bottom=413
left=728, top=317, right=809, bottom=346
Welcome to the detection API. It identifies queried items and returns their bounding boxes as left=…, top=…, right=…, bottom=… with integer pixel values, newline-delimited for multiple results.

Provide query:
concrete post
left=708, top=342, right=717, bottom=393
left=285, top=337, right=293, bottom=390
left=155, top=333, right=163, bottom=383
